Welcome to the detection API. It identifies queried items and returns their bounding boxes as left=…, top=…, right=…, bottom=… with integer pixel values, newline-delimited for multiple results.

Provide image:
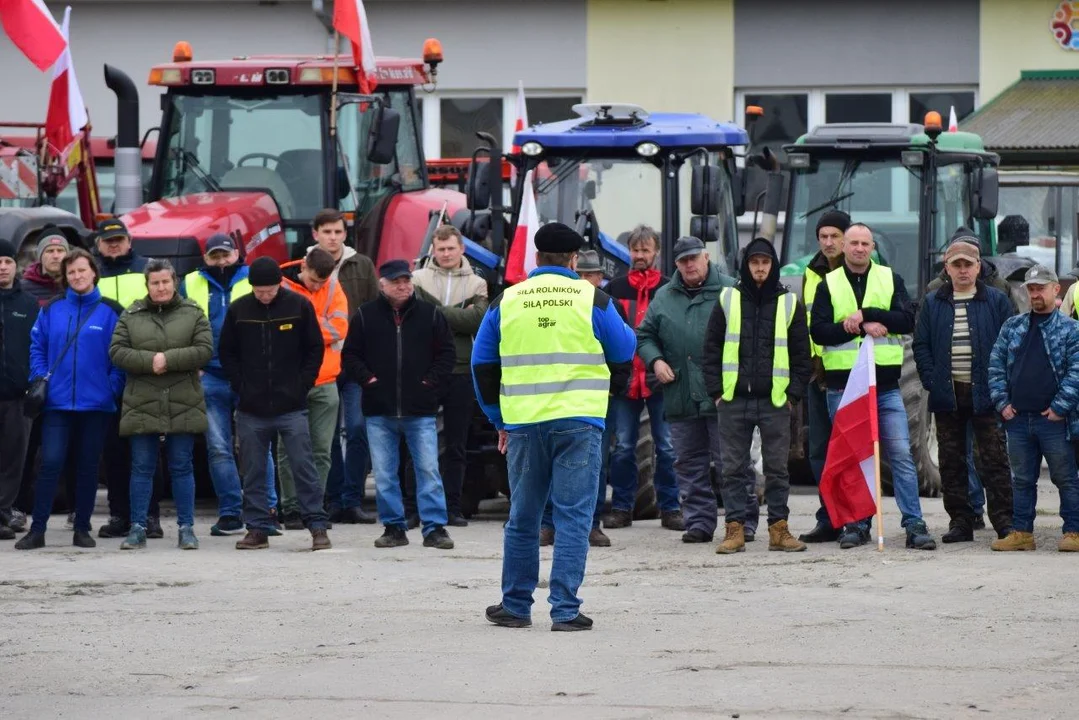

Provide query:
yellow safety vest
left=97, top=272, right=146, bottom=308
left=718, top=287, right=796, bottom=407
left=183, top=270, right=253, bottom=315
left=803, top=269, right=824, bottom=358
left=821, top=262, right=903, bottom=371
left=498, top=273, right=610, bottom=425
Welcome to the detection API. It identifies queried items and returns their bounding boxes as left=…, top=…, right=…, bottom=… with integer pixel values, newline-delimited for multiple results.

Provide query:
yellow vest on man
left=183, top=270, right=253, bottom=315
left=821, top=262, right=903, bottom=371
left=498, top=273, right=610, bottom=425
left=718, top=287, right=796, bottom=407
left=97, top=272, right=146, bottom=309
left=803, top=270, right=825, bottom=358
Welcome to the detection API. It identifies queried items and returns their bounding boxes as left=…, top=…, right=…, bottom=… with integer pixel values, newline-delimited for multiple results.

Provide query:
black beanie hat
left=248, top=257, right=282, bottom=286
left=815, top=210, right=851, bottom=235
left=534, top=222, right=584, bottom=253
left=0, top=239, right=16, bottom=260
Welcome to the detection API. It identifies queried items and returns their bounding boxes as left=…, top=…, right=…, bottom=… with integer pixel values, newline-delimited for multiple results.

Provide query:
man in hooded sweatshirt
left=22, top=229, right=69, bottom=307
left=703, top=238, right=812, bottom=554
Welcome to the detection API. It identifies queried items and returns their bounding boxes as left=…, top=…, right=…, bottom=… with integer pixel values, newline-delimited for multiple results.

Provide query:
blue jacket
left=30, top=287, right=125, bottom=413
left=471, top=266, right=637, bottom=431
left=913, top=280, right=1014, bottom=414
left=988, top=309, right=1079, bottom=435
left=180, top=265, right=251, bottom=377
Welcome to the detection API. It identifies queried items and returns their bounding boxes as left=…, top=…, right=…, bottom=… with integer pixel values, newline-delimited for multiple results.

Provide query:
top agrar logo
left=1051, top=2, right=1079, bottom=50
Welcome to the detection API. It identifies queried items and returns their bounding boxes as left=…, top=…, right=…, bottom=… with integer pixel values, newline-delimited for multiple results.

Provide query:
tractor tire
left=881, top=345, right=941, bottom=498
left=633, top=407, right=660, bottom=520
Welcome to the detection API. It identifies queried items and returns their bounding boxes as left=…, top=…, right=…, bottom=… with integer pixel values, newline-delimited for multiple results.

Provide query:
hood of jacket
left=337, top=245, right=359, bottom=266
left=22, top=262, right=58, bottom=290
left=739, top=237, right=782, bottom=301
left=412, top=257, right=484, bottom=308
left=199, top=262, right=243, bottom=291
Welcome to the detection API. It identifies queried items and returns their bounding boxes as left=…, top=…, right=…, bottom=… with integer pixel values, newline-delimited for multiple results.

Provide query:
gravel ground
left=2, top=482, right=1076, bottom=719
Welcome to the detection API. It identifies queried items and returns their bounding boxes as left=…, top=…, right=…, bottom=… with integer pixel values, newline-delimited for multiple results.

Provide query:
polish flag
left=44, top=7, right=88, bottom=156
left=0, top=0, right=67, bottom=71
left=510, top=81, right=528, bottom=184
left=504, top=169, right=539, bottom=284
left=948, top=105, right=959, bottom=132
left=819, top=336, right=880, bottom=529
left=333, top=0, right=378, bottom=94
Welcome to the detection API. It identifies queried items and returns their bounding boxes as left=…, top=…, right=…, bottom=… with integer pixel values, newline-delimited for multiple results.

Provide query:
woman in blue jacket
left=16, top=249, right=125, bottom=550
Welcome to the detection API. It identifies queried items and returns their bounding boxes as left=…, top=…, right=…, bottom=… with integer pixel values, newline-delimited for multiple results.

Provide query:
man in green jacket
left=636, top=237, right=744, bottom=543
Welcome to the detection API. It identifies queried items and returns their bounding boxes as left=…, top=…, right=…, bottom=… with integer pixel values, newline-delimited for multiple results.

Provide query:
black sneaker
left=0, top=508, right=26, bottom=532
left=98, top=516, right=130, bottom=539
left=905, top=520, right=937, bottom=550
left=331, top=506, right=377, bottom=524
left=374, top=525, right=409, bottom=548
left=485, top=603, right=531, bottom=628
left=941, top=525, right=974, bottom=544
left=423, top=526, right=455, bottom=550
left=145, top=516, right=164, bottom=539
left=282, top=511, right=305, bottom=531
left=681, top=528, right=713, bottom=543
left=552, top=613, right=593, bottom=632
left=406, top=514, right=420, bottom=530
left=211, top=515, right=244, bottom=536
left=972, top=514, right=986, bottom=531
left=15, top=532, right=45, bottom=550
left=838, top=524, right=869, bottom=549
left=0, top=525, right=14, bottom=540
left=799, top=521, right=840, bottom=543
left=73, top=531, right=96, bottom=548
left=447, top=512, right=469, bottom=528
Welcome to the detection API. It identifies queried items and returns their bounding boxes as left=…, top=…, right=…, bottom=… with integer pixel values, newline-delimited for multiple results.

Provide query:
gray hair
left=144, top=258, right=177, bottom=286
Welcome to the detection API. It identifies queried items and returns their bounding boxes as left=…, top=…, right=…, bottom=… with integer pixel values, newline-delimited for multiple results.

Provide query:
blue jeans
left=608, top=394, right=680, bottom=513
left=30, top=410, right=110, bottom=534
left=1004, top=413, right=1079, bottom=533
left=367, top=415, right=446, bottom=536
left=202, top=373, right=244, bottom=518
left=542, top=414, right=610, bottom=531
left=130, top=434, right=196, bottom=528
left=326, top=380, right=369, bottom=510
left=503, top=419, right=601, bottom=623
left=826, top=387, right=924, bottom=529
left=967, top=425, right=985, bottom=515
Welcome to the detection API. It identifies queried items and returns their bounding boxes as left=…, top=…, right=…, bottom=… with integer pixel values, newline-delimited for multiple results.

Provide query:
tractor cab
left=503, top=104, right=750, bottom=279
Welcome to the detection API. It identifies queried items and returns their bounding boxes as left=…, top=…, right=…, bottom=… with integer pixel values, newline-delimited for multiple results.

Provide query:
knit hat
left=534, top=222, right=583, bottom=253
left=0, top=239, right=16, bottom=260
left=36, top=230, right=70, bottom=261
left=816, top=210, right=851, bottom=235
left=248, top=257, right=282, bottom=286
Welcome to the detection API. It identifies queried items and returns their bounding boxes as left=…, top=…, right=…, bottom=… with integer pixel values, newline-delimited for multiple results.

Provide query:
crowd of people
left=0, top=208, right=1077, bottom=584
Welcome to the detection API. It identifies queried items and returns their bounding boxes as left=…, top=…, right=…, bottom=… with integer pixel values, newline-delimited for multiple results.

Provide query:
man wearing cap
left=703, top=237, right=812, bottom=553
left=218, top=257, right=332, bottom=551
left=989, top=264, right=1079, bottom=552
left=811, top=222, right=937, bottom=550
left=798, top=210, right=849, bottom=543
left=0, top=239, right=39, bottom=539
left=341, top=258, right=457, bottom=550
left=473, top=222, right=635, bottom=631
left=21, top=227, right=69, bottom=306
left=180, top=233, right=254, bottom=536
left=637, top=236, right=740, bottom=544
left=600, top=225, right=683, bottom=535
left=93, top=219, right=149, bottom=309
left=914, top=240, right=1014, bottom=544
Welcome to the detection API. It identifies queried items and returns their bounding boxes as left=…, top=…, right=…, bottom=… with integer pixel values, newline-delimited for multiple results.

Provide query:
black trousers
left=0, top=398, right=32, bottom=512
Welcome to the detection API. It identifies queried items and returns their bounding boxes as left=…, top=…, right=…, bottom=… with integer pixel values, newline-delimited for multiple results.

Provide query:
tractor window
left=998, top=183, right=1079, bottom=274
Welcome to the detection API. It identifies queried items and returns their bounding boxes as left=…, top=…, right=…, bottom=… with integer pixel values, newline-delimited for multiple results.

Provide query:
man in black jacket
left=341, top=259, right=457, bottom=550
left=703, top=238, right=812, bottom=554
left=0, top=239, right=39, bottom=539
left=219, top=257, right=331, bottom=552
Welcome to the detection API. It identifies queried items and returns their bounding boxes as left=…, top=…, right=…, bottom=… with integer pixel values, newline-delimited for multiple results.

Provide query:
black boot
left=941, top=525, right=974, bottom=543
left=799, top=521, right=840, bottom=543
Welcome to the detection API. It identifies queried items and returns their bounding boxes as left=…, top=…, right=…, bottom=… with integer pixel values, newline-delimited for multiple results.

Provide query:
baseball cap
left=96, top=218, right=129, bottom=242
left=944, top=241, right=980, bottom=265
left=205, top=233, right=237, bottom=254
left=379, top=259, right=412, bottom=280
left=672, top=236, right=705, bottom=262
left=1024, top=264, right=1058, bottom=285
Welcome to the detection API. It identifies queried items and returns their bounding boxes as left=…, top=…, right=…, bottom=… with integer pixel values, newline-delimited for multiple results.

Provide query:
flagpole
left=874, top=440, right=884, bottom=551
left=330, top=30, right=340, bottom=138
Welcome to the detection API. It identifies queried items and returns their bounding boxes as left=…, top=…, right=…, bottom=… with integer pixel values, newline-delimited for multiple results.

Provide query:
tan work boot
left=768, top=520, right=807, bottom=552
left=1058, top=532, right=1079, bottom=552
left=715, top=521, right=745, bottom=554
left=990, top=531, right=1035, bottom=551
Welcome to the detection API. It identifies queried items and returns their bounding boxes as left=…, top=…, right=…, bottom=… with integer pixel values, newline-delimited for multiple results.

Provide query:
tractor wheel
left=632, top=407, right=659, bottom=520
left=881, top=346, right=941, bottom=498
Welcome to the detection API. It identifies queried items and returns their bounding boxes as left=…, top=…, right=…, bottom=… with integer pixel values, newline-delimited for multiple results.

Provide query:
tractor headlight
left=636, top=142, right=660, bottom=158
left=521, top=141, right=544, bottom=157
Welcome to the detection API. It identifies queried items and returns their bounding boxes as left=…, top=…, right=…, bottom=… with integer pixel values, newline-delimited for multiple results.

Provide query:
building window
left=825, top=93, right=892, bottom=123
left=440, top=97, right=503, bottom=158
left=525, top=97, right=582, bottom=127
left=743, top=93, right=808, bottom=161
left=908, top=91, right=976, bottom=125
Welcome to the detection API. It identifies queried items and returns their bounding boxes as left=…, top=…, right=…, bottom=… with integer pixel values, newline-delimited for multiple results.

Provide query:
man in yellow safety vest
left=703, top=237, right=812, bottom=554
left=472, top=222, right=636, bottom=632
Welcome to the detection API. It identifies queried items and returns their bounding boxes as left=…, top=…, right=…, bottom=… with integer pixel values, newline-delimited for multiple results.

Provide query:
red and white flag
left=512, top=81, right=528, bottom=154
left=504, top=169, right=539, bottom=285
left=819, top=336, right=880, bottom=529
left=44, top=7, right=87, bottom=155
left=948, top=105, right=959, bottom=132
left=333, top=0, right=378, bottom=94
left=0, top=0, right=66, bottom=71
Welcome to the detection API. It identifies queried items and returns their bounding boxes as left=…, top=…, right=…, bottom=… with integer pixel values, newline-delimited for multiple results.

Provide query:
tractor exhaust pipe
left=104, top=64, right=142, bottom=215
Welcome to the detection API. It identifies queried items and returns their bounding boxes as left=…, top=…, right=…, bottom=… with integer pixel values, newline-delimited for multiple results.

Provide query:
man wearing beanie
left=799, top=209, right=850, bottom=542
left=22, top=228, right=69, bottom=307
left=0, top=239, right=39, bottom=539
left=473, top=222, right=636, bottom=631
left=219, top=257, right=332, bottom=551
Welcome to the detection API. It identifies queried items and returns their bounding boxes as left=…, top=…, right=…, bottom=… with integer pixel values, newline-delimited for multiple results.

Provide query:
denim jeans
left=806, top=381, right=834, bottom=527
left=367, top=415, right=447, bottom=536
left=202, top=372, right=244, bottom=518
left=325, top=379, right=369, bottom=510
left=608, top=393, right=680, bottom=514
left=503, top=419, right=601, bottom=623
left=826, top=387, right=924, bottom=529
left=1005, top=413, right=1079, bottom=533
left=30, top=411, right=110, bottom=534
left=279, top=383, right=340, bottom=515
left=130, top=434, right=196, bottom=528
left=542, top=412, right=610, bottom=531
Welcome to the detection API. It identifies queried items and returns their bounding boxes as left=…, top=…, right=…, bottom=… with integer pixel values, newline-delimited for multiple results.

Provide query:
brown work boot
left=990, top=531, right=1035, bottom=552
left=603, top=509, right=632, bottom=529
left=311, top=528, right=332, bottom=551
left=539, top=527, right=554, bottom=547
left=715, top=521, right=745, bottom=554
left=235, top=530, right=269, bottom=550
left=768, top=520, right=807, bottom=552
left=589, top=527, right=611, bottom=547
left=1058, top=532, right=1079, bottom=552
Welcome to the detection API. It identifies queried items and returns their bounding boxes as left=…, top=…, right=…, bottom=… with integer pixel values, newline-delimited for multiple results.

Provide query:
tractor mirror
left=691, top=165, right=720, bottom=216
left=583, top=179, right=597, bottom=201
left=466, top=161, right=491, bottom=211
left=366, top=105, right=401, bottom=165
left=973, top=167, right=999, bottom=219
left=732, top=167, right=747, bottom=218
left=690, top=215, right=718, bottom=243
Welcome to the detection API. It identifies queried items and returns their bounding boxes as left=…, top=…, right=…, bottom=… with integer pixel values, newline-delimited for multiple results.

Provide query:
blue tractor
left=452, top=103, right=751, bottom=518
